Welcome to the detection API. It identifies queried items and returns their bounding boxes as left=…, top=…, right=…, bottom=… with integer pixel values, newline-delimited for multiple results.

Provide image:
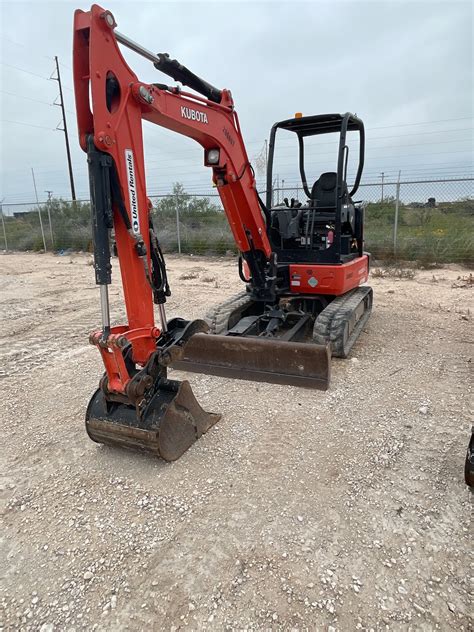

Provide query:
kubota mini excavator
left=73, top=5, right=372, bottom=460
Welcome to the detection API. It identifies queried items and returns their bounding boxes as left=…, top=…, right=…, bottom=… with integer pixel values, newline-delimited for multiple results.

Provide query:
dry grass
left=178, top=267, right=205, bottom=281
left=371, top=267, right=416, bottom=280
left=451, top=273, right=474, bottom=289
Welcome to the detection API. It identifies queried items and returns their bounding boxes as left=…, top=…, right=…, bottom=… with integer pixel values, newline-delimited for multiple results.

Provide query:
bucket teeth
left=85, top=379, right=220, bottom=461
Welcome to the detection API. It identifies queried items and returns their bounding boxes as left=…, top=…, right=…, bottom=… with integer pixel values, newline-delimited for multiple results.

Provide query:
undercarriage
left=203, top=285, right=373, bottom=359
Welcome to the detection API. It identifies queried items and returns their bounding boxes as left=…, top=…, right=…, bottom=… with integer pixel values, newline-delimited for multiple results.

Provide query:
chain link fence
left=271, top=178, right=474, bottom=264
left=1, top=178, right=473, bottom=265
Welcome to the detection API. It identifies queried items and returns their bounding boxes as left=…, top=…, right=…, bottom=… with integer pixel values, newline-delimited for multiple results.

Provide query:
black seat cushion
left=311, top=172, right=347, bottom=209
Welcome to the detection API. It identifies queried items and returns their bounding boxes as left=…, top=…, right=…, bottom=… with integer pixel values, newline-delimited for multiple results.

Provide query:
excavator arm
left=73, top=5, right=330, bottom=461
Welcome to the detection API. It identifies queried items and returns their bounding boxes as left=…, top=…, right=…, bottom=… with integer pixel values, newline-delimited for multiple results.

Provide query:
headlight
left=206, top=148, right=220, bottom=165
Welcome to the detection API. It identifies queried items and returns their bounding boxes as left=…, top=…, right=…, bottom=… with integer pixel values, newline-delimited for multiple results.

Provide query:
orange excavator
left=73, top=5, right=372, bottom=460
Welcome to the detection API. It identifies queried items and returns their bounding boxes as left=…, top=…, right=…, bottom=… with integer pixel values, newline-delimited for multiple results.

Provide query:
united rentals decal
left=125, top=149, right=139, bottom=234
left=180, top=106, right=208, bottom=124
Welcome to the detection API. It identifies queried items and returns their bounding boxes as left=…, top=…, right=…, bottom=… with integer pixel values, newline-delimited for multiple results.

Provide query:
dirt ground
left=0, top=252, right=472, bottom=631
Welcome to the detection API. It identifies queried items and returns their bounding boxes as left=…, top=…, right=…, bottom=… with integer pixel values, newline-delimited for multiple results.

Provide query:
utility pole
left=379, top=171, right=385, bottom=202
left=0, top=199, right=7, bottom=251
left=31, top=168, right=47, bottom=252
left=45, top=190, right=55, bottom=248
left=52, top=56, right=76, bottom=201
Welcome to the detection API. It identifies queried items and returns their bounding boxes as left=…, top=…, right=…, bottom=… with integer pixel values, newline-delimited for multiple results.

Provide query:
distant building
left=13, top=210, right=36, bottom=219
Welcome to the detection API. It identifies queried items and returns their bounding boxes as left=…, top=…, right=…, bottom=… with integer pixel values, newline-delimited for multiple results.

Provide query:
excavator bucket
left=85, top=378, right=220, bottom=461
left=171, top=333, right=331, bottom=390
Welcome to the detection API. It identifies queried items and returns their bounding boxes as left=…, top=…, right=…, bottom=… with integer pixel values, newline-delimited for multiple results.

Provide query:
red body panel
left=289, top=255, right=369, bottom=296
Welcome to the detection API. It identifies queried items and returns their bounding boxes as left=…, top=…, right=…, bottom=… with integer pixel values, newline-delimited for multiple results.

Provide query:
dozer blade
left=85, top=378, right=220, bottom=461
left=171, top=333, right=331, bottom=390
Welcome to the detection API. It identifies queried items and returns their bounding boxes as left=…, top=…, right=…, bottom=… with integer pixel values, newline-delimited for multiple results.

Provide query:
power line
left=136, top=138, right=474, bottom=170
left=3, top=87, right=466, bottom=163
left=3, top=36, right=26, bottom=48
left=145, top=116, right=474, bottom=150
left=139, top=128, right=474, bottom=164
left=1, top=89, right=76, bottom=115
left=1, top=119, right=56, bottom=131
left=0, top=90, right=54, bottom=107
left=365, top=127, right=474, bottom=140
left=368, top=116, right=474, bottom=130
left=141, top=148, right=474, bottom=176
left=1, top=57, right=472, bottom=140
left=258, top=116, right=474, bottom=144
left=3, top=36, right=72, bottom=73
left=1, top=39, right=472, bottom=139
left=0, top=61, right=51, bottom=81
left=268, top=133, right=474, bottom=152
left=3, top=36, right=55, bottom=63
left=60, top=146, right=469, bottom=175
left=1, top=60, right=74, bottom=92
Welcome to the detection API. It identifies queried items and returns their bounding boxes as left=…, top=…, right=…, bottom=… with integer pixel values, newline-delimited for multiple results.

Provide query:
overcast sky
left=0, top=0, right=472, bottom=207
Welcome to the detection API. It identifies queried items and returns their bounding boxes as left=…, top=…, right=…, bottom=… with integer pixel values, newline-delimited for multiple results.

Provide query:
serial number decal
left=181, top=106, right=209, bottom=124
left=125, top=149, right=139, bottom=234
left=223, top=127, right=235, bottom=146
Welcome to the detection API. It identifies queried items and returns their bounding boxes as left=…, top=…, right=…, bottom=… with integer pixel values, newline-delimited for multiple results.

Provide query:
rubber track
left=313, top=286, right=373, bottom=358
left=205, top=291, right=254, bottom=334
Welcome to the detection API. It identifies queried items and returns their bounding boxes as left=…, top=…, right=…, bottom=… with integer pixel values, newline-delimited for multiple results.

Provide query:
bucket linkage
left=86, top=319, right=220, bottom=461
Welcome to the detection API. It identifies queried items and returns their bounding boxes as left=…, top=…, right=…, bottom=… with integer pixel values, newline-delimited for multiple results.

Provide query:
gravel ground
left=1, top=252, right=472, bottom=631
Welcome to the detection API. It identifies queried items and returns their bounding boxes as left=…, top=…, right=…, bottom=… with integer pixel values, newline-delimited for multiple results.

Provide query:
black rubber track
left=313, top=286, right=373, bottom=358
left=205, top=291, right=254, bottom=334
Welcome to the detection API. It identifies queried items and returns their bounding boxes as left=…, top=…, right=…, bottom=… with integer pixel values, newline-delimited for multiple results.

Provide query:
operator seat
left=311, top=172, right=348, bottom=210
left=310, top=172, right=356, bottom=237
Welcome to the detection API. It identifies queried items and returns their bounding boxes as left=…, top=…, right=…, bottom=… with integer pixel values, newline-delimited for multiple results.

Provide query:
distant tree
left=152, top=182, right=220, bottom=218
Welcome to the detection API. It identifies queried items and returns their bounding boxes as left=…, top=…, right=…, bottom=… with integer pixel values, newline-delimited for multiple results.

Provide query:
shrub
left=3, top=187, right=473, bottom=266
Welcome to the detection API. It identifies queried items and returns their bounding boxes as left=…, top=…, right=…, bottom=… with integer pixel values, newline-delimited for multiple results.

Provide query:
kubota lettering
left=180, top=106, right=208, bottom=124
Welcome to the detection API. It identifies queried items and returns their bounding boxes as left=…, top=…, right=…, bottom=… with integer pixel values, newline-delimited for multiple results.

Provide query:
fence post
left=45, top=190, right=55, bottom=249
left=0, top=200, right=7, bottom=251
left=393, top=170, right=401, bottom=258
left=31, top=168, right=47, bottom=252
left=175, top=193, right=181, bottom=254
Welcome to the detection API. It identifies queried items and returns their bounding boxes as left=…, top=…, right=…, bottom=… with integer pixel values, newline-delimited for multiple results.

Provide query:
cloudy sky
left=0, top=0, right=472, bottom=207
